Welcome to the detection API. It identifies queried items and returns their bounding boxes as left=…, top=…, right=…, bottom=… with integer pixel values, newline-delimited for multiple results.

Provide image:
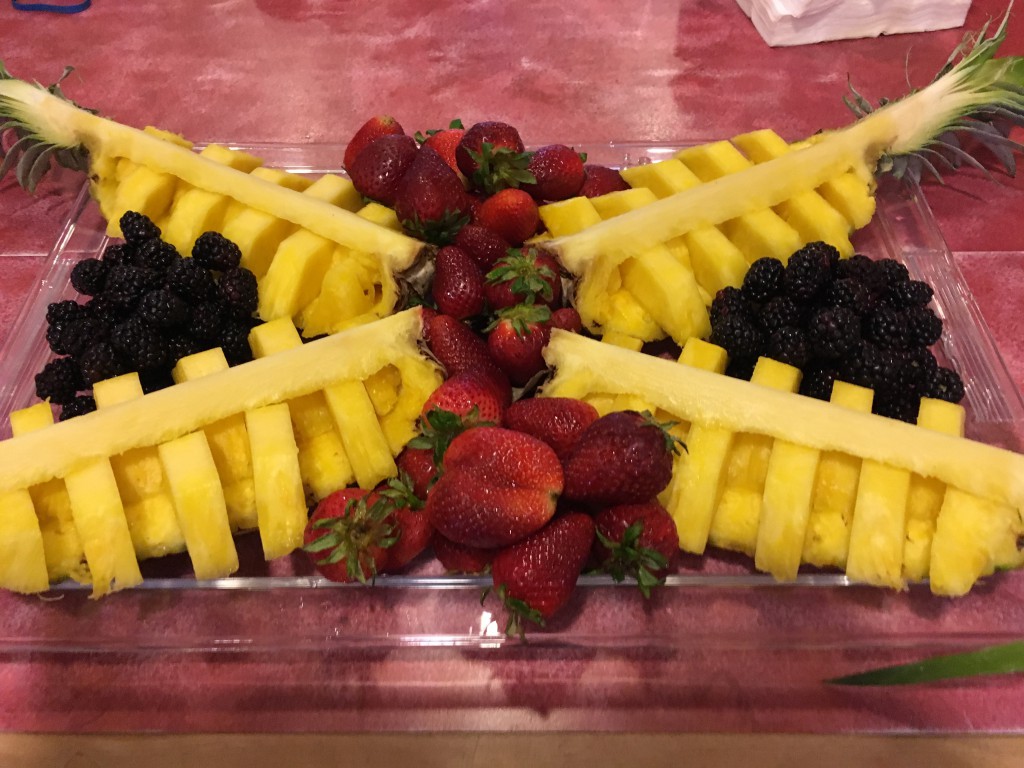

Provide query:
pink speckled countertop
left=1, top=0, right=1024, bottom=735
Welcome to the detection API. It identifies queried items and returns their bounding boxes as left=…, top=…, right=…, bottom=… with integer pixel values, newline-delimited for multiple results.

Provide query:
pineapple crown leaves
left=407, top=405, right=494, bottom=467
left=469, top=141, right=536, bottom=195
left=484, top=247, right=558, bottom=303
left=593, top=522, right=669, bottom=600
left=486, top=301, right=552, bottom=336
left=484, top=584, right=546, bottom=640
left=844, top=3, right=1024, bottom=185
left=638, top=409, right=687, bottom=456
left=401, top=209, right=471, bottom=247
left=414, top=118, right=464, bottom=144
left=0, top=61, right=93, bottom=192
left=303, top=495, right=400, bottom=584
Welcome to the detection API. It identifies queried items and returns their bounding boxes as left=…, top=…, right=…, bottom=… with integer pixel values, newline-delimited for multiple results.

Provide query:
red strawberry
left=426, top=426, right=563, bottom=548
left=396, top=445, right=438, bottom=500
left=394, top=145, right=472, bottom=245
left=423, top=314, right=511, bottom=404
left=484, top=246, right=563, bottom=310
left=550, top=306, right=583, bottom=333
left=347, top=134, right=419, bottom=206
left=579, top=164, right=630, bottom=198
left=476, top=188, right=540, bottom=246
left=303, top=488, right=392, bottom=583
left=456, top=121, right=534, bottom=194
left=344, top=115, right=405, bottom=172
left=454, top=224, right=511, bottom=271
left=416, top=119, right=465, bottom=175
left=432, top=245, right=485, bottom=320
left=503, top=397, right=599, bottom=460
left=592, top=501, right=679, bottom=597
left=377, top=476, right=433, bottom=572
left=487, top=303, right=552, bottom=387
left=421, top=368, right=506, bottom=425
left=562, top=410, right=680, bottom=506
left=491, top=512, right=595, bottom=635
left=431, top=530, right=496, bottom=574
left=522, top=144, right=586, bottom=201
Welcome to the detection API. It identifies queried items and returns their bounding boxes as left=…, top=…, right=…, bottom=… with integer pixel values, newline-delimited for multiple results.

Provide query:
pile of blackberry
left=708, top=241, right=965, bottom=423
left=35, top=211, right=259, bottom=421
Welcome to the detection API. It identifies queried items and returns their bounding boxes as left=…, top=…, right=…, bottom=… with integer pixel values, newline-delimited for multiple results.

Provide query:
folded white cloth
left=737, top=0, right=972, bottom=47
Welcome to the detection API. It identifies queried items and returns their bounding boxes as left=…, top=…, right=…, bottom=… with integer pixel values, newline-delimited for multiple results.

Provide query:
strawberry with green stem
left=485, top=246, right=563, bottom=311
left=456, top=121, right=535, bottom=195
left=415, top=118, right=465, bottom=175
left=303, top=488, right=397, bottom=584
left=394, top=145, right=471, bottom=245
left=486, top=303, right=552, bottom=387
left=592, top=501, right=679, bottom=598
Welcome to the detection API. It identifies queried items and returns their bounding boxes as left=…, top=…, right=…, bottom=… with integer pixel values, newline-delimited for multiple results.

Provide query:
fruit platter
left=2, top=9, right=1024, bottom=674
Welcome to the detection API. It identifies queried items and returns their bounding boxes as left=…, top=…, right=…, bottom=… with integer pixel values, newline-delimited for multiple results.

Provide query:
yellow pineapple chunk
left=902, top=398, right=965, bottom=581
left=0, top=489, right=49, bottom=594
left=357, top=201, right=403, bottom=230
left=755, top=438, right=821, bottom=581
left=664, top=339, right=732, bottom=554
left=681, top=226, right=750, bottom=295
left=324, top=379, right=398, bottom=489
left=846, top=461, right=912, bottom=589
left=802, top=381, right=874, bottom=569
left=245, top=404, right=308, bottom=560
left=158, top=431, right=239, bottom=580
left=378, top=356, right=444, bottom=455
left=591, top=188, right=658, bottom=219
left=619, top=158, right=700, bottom=198
left=10, top=403, right=88, bottom=583
left=248, top=319, right=355, bottom=498
left=159, top=144, right=264, bottom=254
left=94, top=373, right=186, bottom=559
left=707, top=358, right=802, bottom=556
left=620, top=246, right=710, bottom=342
left=171, top=348, right=258, bottom=530
left=111, top=165, right=179, bottom=230
left=601, top=331, right=644, bottom=351
left=63, top=458, right=143, bottom=597
left=538, top=197, right=602, bottom=237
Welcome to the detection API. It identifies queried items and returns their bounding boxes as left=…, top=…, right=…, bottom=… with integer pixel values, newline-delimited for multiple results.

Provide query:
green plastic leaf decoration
left=828, top=640, right=1024, bottom=686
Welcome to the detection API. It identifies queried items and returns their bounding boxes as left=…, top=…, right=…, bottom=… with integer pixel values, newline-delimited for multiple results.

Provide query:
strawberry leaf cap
left=485, top=247, right=557, bottom=303
left=594, top=521, right=669, bottom=599
left=408, top=405, right=494, bottom=466
left=486, top=302, right=552, bottom=335
left=469, top=142, right=536, bottom=195
left=304, top=496, right=400, bottom=584
left=401, top=209, right=471, bottom=247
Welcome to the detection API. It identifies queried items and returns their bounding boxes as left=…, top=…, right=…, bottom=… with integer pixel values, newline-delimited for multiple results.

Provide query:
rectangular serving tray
left=1, top=141, right=1023, bottom=662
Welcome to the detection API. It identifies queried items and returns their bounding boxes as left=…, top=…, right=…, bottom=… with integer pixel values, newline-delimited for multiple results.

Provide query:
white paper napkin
left=737, top=0, right=973, bottom=47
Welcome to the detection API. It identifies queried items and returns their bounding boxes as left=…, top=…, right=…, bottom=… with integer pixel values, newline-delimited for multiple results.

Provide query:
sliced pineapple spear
left=536, top=14, right=1024, bottom=346
left=0, top=310, right=441, bottom=595
left=541, top=330, right=1024, bottom=594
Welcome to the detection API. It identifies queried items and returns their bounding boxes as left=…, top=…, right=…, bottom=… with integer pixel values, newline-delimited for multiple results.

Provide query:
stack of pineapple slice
left=0, top=309, right=441, bottom=597
left=535, top=129, right=876, bottom=348
left=93, top=132, right=421, bottom=336
left=541, top=331, right=1024, bottom=596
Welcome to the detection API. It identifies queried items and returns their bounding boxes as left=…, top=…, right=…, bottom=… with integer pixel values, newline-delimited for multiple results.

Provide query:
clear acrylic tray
left=1, top=141, right=1023, bottom=667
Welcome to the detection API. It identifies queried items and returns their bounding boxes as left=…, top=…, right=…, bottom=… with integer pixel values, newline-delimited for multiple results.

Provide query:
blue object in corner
left=12, top=0, right=91, bottom=12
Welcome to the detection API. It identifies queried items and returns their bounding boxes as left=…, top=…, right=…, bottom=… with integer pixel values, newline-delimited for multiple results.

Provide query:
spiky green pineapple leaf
left=828, top=640, right=1024, bottom=686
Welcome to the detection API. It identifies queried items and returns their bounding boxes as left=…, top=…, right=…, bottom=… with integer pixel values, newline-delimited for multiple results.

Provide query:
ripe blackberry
left=59, top=395, right=97, bottom=421
left=218, top=319, right=254, bottom=365
left=217, top=267, right=259, bottom=319
left=137, top=288, right=189, bottom=329
left=138, top=367, right=176, bottom=394
left=111, top=317, right=170, bottom=371
left=724, top=355, right=757, bottom=381
left=46, top=315, right=110, bottom=357
left=69, top=258, right=109, bottom=296
left=756, top=295, right=802, bottom=332
left=843, top=342, right=900, bottom=391
left=34, top=357, right=85, bottom=405
left=902, top=347, right=939, bottom=394
left=166, top=258, right=218, bottom=302
left=864, top=306, right=910, bottom=349
left=192, top=231, right=242, bottom=271
left=83, top=294, right=130, bottom=325
left=886, top=279, right=933, bottom=309
left=103, top=264, right=160, bottom=308
left=710, top=286, right=751, bottom=325
left=905, top=306, right=943, bottom=347
left=78, top=342, right=126, bottom=385
left=766, top=326, right=811, bottom=368
left=186, top=300, right=229, bottom=342
left=46, top=300, right=86, bottom=325
left=101, top=242, right=135, bottom=266
left=822, top=277, right=876, bottom=317
left=874, top=391, right=920, bottom=424
left=807, top=306, right=861, bottom=361
left=166, top=331, right=202, bottom=360
left=741, top=257, right=784, bottom=303
left=708, top=314, right=764, bottom=361
left=119, top=211, right=161, bottom=244
left=783, top=245, right=832, bottom=302
left=799, top=364, right=839, bottom=401
left=834, top=253, right=876, bottom=285
left=874, top=258, right=911, bottom=292
left=923, top=366, right=966, bottom=403
left=135, top=238, right=181, bottom=271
